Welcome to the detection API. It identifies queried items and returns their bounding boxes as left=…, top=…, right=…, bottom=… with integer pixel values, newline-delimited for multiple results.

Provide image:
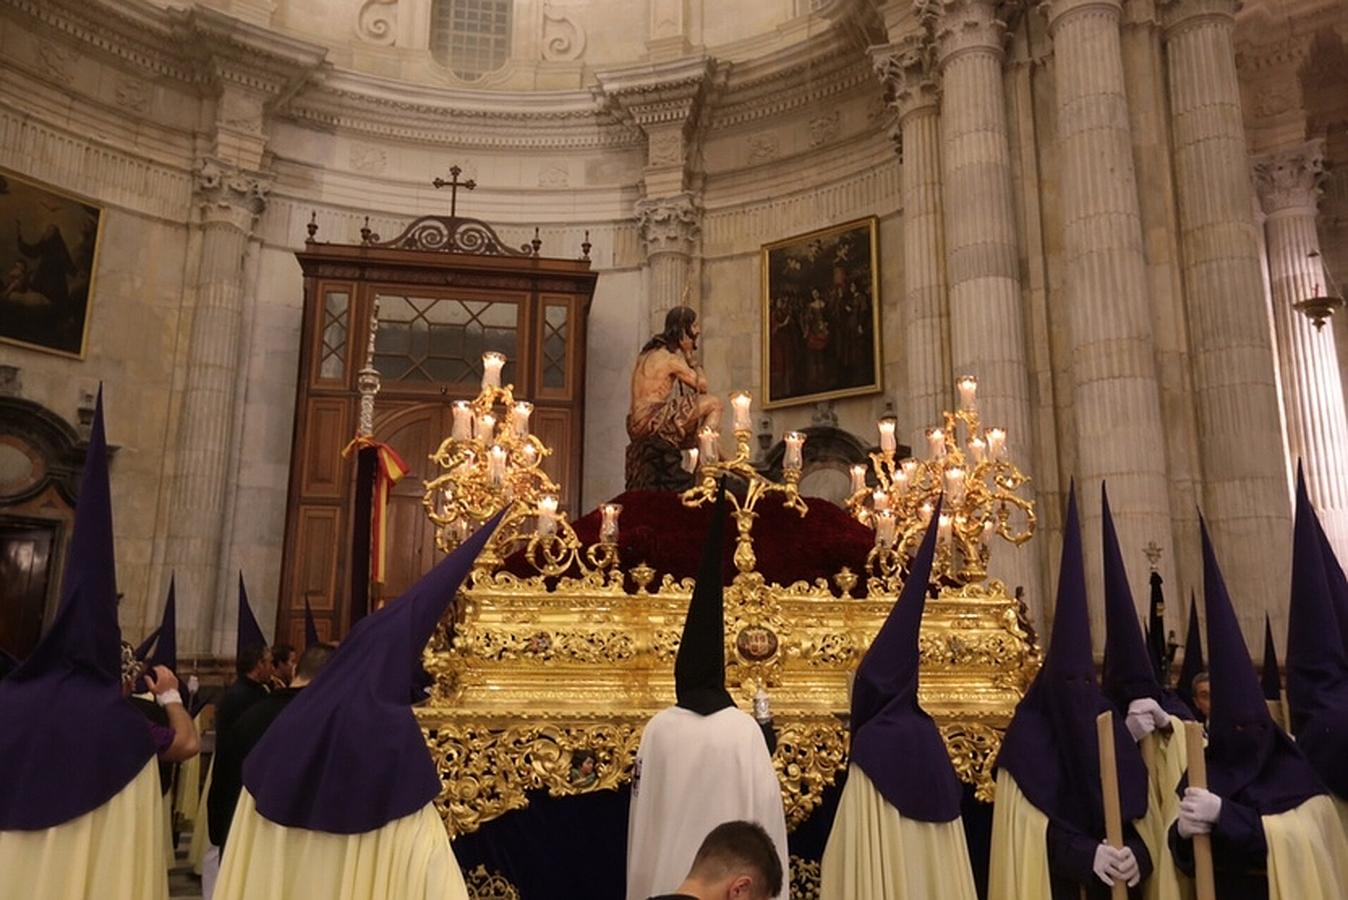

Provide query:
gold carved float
left=418, top=363, right=1041, bottom=838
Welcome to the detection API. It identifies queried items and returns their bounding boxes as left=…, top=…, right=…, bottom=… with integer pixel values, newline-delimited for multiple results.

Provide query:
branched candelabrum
left=847, top=376, right=1035, bottom=589
left=680, top=392, right=809, bottom=575
left=422, top=352, right=621, bottom=578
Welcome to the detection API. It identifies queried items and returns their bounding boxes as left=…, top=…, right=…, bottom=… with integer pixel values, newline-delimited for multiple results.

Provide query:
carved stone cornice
left=1253, top=139, right=1326, bottom=216
left=0, top=0, right=198, bottom=84
left=871, top=33, right=941, bottom=123
left=1039, top=0, right=1123, bottom=31
left=1159, top=0, right=1239, bottom=36
left=932, top=0, right=1013, bottom=66
left=635, top=192, right=703, bottom=258
left=195, top=158, right=272, bottom=232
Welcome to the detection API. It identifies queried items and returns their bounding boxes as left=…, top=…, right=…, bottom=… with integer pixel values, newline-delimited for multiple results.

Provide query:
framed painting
left=0, top=169, right=103, bottom=358
left=761, top=216, right=881, bottom=409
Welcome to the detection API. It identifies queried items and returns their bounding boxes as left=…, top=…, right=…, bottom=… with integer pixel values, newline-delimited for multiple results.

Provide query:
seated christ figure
left=625, top=306, right=722, bottom=491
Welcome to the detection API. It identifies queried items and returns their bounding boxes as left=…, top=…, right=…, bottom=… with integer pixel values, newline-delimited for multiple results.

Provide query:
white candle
left=901, top=458, right=920, bottom=482
left=849, top=464, right=867, bottom=495
left=945, top=466, right=966, bottom=505
left=877, top=419, right=897, bottom=454
left=698, top=427, right=719, bottom=463
left=875, top=509, right=897, bottom=548
left=730, top=392, right=753, bottom=432
left=919, top=502, right=934, bottom=525
left=926, top=427, right=946, bottom=460
left=537, top=495, right=559, bottom=537
left=519, top=443, right=538, bottom=466
left=982, top=519, right=996, bottom=542
left=872, top=488, right=890, bottom=511
left=451, top=401, right=473, bottom=441
left=511, top=401, right=533, bottom=438
left=684, top=447, right=700, bottom=472
left=488, top=445, right=507, bottom=484
left=967, top=435, right=987, bottom=464
left=894, top=468, right=909, bottom=495
left=938, top=514, right=953, bottom=544
left=986, top=427, right=1006, bottom=461
left=957, top=375, right=978, bottom=411
left=476, top=412, right=497, bottom=442
left=784, top=431, right=806, bottom=471
left=454, top=450, right=476, bottom=477
left=600, top=503, right=622, bottom=543
left=481, top=352, right=506, bottom=390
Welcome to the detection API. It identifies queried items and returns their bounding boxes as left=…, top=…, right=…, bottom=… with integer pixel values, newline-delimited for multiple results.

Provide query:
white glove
left=1092, top=844, right=1138, bottom=887
left=1126, top=698, right=1170, bottom=741
left=1177, top=787, right=1221, bottom=837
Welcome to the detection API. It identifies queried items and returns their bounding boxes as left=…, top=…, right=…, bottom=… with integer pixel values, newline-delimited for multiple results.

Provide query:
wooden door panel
left=533, top=408, right=573, bottom=515
left=0, top=521, right=55, bottom=660
left=301, top=399, right=349, bottom=499
left=373, top=404, right=451, bottom=605
left=292, top=506, right=341, bottom=615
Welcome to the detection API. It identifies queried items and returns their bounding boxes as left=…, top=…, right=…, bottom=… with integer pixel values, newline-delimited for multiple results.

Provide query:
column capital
left=194, top=158, right=272, bottom=232
left=1253, top=140, right=1327, bottom=217
left=1159, top=0, right=1238, bottom=35
left=872, top=33, right=941, bottom=124
left=636, top=192, right=703, bottom=258
left=931, top=0, right=1013, bottom=67
left=1039, top=0, right=1122, bottom=32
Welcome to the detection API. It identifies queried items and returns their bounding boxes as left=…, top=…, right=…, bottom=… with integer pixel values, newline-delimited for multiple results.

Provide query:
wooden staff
left=1184, top=721, right=1217, bottom=900
left=1096, top=712, right=1129, bottom=900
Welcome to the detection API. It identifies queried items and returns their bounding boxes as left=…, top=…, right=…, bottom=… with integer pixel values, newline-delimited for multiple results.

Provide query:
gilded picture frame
left=0, top=168, right=104, bottom=359
left=761, top=216, right=882, bottom=409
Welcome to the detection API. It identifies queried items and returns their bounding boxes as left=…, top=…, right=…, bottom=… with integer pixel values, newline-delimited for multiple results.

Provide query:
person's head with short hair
left=292, top=642, right=336, bottom=688
left=670, top=820, right=782, bottom=900
left=272, top=642, right=297, bottom=686
left=237, top=644, right=274, bottom=683
left=1192, top=670, right=1211, bottom=720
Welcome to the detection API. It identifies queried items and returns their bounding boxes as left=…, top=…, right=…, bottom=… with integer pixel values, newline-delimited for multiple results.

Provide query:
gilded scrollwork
left=938, top=720, right=1004, bottom=803
left=790, top=855, right=822, bottom=900
left=773, top=720, right=849, bottom=829
left=463, top=865, right=521, bottom=900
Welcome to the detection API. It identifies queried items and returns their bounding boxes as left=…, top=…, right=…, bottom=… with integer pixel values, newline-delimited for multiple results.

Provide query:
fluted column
left=165, top=159, right=269, bottom=655
left=1161, top=0, right=1292, bottom=636
left=636, top=192, right=703, bottom=333
left=873, top=32, right=952, bottom=445
left=1043, top=0, right=1175, bottom=631
left=933, top=0, right=1041, bottom=603
left=1121, top=0, right=1204, bottom=614
left=1255, top=141, right=1348, bottom=558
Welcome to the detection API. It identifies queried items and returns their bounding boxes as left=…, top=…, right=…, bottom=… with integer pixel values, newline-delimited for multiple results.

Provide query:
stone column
left=1121, top=0, right=1204, bottom=613
left=873, top=31, right=953, bottom=446
left=1255, top=141, right=1348, bottom=557
left=933, top=0, right=1041, bottom=603
left=1042, top=0, right=1176, bottom=628
left=165, top=160, right=269, bottom=655
left=636, top=192, right=703, bottom=334
left=1161, top=0, right=1292, bottom=636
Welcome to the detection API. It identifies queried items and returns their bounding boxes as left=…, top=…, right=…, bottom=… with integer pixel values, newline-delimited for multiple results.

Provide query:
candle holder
left=846, top=378, right=1036, bottom=587
left=682, top=393, right=808, bottom=574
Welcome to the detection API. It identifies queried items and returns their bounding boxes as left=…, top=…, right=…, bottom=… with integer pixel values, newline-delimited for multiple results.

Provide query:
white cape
left=626, top=706, right=789, bottom=900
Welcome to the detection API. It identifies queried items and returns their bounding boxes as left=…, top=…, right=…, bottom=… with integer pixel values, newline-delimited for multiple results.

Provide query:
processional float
left=413, top=358, right=1042, bottom=839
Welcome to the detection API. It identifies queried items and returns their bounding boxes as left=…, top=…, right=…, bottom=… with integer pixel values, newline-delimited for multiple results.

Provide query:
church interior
left=2, top=0, right=1348, bottom=898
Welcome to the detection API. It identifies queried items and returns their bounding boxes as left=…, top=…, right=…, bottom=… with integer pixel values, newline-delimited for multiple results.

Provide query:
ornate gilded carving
left=790, top=855, right=822, bottom=900
left=938, top=720, right=1004, bottom=803
left=463, top=864, right=521, bottom=900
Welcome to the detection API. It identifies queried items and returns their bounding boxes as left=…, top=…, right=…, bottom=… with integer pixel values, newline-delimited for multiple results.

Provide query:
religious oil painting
left=761, top=216, right=881, bottom=409
left=0, top=169, right=103, bottom=358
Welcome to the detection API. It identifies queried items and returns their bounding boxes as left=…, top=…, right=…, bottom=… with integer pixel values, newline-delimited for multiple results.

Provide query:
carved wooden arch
left=0, top=396, right=86, bottom=508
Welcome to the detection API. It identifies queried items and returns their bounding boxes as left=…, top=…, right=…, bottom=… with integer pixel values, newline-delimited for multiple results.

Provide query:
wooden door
left=0, top=519, right=56, bottom=659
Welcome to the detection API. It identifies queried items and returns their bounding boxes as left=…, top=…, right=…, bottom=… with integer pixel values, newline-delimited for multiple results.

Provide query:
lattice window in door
left=319, top=290, right=350, bottom=381
left=542, top=304, right=569, bottom=391
left=373, top=295, right=519, bottom=386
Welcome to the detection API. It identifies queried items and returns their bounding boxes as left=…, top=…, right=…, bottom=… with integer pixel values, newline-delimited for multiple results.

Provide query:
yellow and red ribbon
left=342, top=436, right=408, bottom=584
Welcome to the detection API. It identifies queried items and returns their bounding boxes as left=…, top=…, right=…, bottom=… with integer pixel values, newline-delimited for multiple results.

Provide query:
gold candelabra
left=680, top=391, right=808, bottom=574
left=422, top=352, right=622, bottom=578
left=847, top=376, right=1035, bottom=588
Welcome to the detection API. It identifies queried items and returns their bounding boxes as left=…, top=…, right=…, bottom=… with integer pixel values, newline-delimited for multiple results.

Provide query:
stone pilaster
left=872, top=26, right=952, bottom=448
left=165, top=159, right=270, bottom=655
left=636, top=192, right=703, bottom=333
left=1161, top=0, right=1293, bottom=638
left=1042, top=0, right=1176, bottom=632
left=597, top=57, right=721, bottom=332
left=1255, top=140, right=1348, bottom=559
left=933, top=0, right=1042, bottom=605
left=1121, top=0, right=1204, bottom=615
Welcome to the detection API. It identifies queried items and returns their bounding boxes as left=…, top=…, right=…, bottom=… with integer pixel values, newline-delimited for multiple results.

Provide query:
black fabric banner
left=348, top=444, right=378, bottom=630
